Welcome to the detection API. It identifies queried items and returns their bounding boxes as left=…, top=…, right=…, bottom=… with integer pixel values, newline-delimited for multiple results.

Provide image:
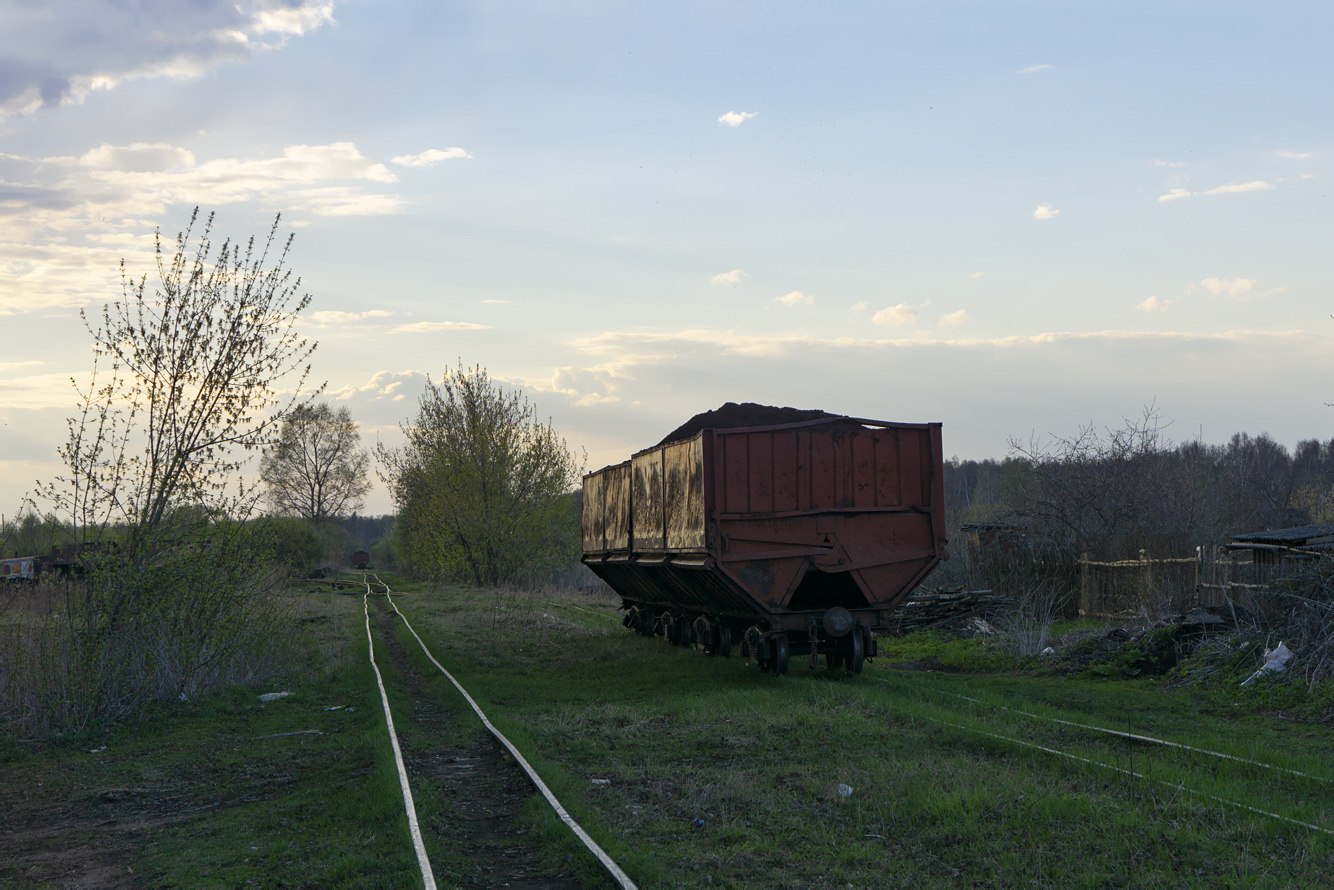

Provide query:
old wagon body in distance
left=581, top=414, right=947, bottom=673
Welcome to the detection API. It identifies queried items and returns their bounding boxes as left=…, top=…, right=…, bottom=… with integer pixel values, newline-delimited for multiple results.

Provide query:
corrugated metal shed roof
left=1230, top=524, right=1334, bottom=545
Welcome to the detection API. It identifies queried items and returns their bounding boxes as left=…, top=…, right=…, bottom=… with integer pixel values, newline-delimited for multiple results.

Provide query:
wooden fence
left=1078, top=557, right=1200, bottom=618
left=1077, top=550, right=1311, bottom=619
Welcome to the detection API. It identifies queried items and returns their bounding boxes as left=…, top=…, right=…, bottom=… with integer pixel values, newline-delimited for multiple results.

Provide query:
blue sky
left=0, top=1, right=1330, bottom=515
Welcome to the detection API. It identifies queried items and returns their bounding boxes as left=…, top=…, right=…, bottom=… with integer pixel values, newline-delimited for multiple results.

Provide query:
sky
left=1, top=0, right=1331, bottom=517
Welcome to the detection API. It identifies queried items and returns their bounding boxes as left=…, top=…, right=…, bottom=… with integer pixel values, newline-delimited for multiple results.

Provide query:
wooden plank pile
left=891, top=588, right=1012, bottom=634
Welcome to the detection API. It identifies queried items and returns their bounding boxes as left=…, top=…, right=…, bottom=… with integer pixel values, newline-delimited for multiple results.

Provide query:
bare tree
left=260, top=402, right=371, bottom=524
left=1006, top=405, right=1176, bottom=558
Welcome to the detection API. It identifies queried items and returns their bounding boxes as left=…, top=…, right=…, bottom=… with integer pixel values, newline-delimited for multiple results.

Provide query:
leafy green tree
left=248, top=516, right=323, bottom=577
left=377, top=363, right=582, bottom=586
left=259, top=402, right=371, bottom=525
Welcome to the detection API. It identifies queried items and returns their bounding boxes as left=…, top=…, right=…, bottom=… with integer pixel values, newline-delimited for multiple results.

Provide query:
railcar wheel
left=848, top=627, right=864, bottom=675
left=773, top=635, right=790, bottom=675
left=676, top=616, right=693, bottom=648
left=717, top=623, right=733, bottom=657
left=696, top=617, right=714, bottom=653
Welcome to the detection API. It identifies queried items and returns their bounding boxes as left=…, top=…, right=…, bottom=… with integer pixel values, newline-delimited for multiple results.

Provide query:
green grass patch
left=382, top=584, right=1334, bottom=887
left=0, top=589, right=424, bottom=888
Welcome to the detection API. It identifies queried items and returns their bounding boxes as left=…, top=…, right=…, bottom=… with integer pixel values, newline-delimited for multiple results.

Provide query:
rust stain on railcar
left=604, top=461, right=632, bottom=551
left=581, top=470, right=603, bottom=551
left=581, top=460, right=631, bottom=553
left=631, top=450, right=666, bottom=550
left=664, top=435, right=705, bottom=550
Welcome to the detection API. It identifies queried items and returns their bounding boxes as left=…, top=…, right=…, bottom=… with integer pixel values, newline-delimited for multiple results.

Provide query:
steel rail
left=938, top=718, right=1334, bottom=837
left=947, top=692, right=1333, bottom=783
left=865, top=673, right=1334, bottom=836
left=370, top=574, right=637, bottom=890
left=361, top=580, right=437, bottom=889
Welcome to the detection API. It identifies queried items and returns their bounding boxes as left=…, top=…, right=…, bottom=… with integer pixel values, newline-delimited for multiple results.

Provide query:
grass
left=384, top=583, right=1334, bottom=887
left=0, top=587, right=423, bottom=888
left=4, top=576, right=1334, bottom=887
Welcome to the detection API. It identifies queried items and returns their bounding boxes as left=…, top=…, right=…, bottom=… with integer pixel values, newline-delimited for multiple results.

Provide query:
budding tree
left=377, top=364, right=582, bottom=586
left=260, top=402, right=371, bottom=524
left=47, top=208, right=316, bottom=555
left=25, top=208, right=318, bottom=727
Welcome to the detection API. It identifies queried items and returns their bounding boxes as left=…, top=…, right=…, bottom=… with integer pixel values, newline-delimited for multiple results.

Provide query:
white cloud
left=851, top=301, right=868, bottom=313
left=479, top=299, right=510, bottom=304
left=569, top=326, right=1320, bottom=364
left=391, top=147, right=473, bottom=167
left=1277, top=150, right=1311, bottom=159
left=550, top=365, right=625, bottom=406
left=0, top=372, right=87, bottom=410
left=0, top=140, right=415, bottom=315
left=309, top=309, right=393, bottom=325
left=772, top=290, right=813, bottom=307
left=711, top=269, right=747, bottom=286
left=1302, top=173, right=1315, bottom=179
left=0, top=0, right=335, bottom=120
left=938, top=309, right=970, bottom=327
left=1200, top=277, right=1257, bottom=297
left=78, top=143, right=196, bottom=172
left=390, top=321, right=493, bottom=333
left=1015, top=64, right=1053, bottom=74
left=1033, top=203, right=1060, bottom=220
left=330, top=369, right=426, bottom=402
left=1149, top=159, right=1185, bottom=167
left=1136, top=296, right=1170, bottom=313
left=1158, top=181, right=1274, bottom=202
left=1201, top=181, right=1274, bottom=196
left=717, top=110, right=758, bottom=127
left=872, top=304, right=917, bottom=328
left=967, top=272, right=984, bottom=279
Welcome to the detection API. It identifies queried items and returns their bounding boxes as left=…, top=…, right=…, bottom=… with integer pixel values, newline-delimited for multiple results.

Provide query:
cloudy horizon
left=1, top=1, right=1331, bottom=516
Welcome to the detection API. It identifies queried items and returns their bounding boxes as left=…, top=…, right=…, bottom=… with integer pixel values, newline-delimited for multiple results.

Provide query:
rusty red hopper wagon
left=581, top=415, right=947, bottom=674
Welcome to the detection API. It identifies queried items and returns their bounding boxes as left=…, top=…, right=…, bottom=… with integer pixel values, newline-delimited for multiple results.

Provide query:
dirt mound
left=656, top=402, right=842, bottom=447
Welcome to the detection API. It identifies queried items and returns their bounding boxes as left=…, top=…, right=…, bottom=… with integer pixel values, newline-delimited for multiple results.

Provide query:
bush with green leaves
left=378, top=363, right=582, bottom=586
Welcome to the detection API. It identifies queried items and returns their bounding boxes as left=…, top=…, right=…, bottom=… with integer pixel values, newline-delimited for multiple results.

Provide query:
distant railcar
left=581, top=415, right=947, bottom=674
left=1, top=556, right=43, bottom=582
left=1, top=542, right=120, bottom=583
left=352, top=550, right=371, bottom=569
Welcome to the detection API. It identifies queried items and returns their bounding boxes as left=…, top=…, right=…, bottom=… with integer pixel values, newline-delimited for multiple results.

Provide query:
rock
left=258, top=691, right=292, bottom=702
left=837, top=783, right=853, bottom=798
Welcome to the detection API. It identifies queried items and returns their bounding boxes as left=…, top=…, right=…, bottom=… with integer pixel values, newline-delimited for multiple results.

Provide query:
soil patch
left=888, top=657, right=964, bottom=673
left=0, top=759, right=245, bottom=887
left=373, top=601, right=590, bottom=888
left=655, top=402, right=840, bottom=447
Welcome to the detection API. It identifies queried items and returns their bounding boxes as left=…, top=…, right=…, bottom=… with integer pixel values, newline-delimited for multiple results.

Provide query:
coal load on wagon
left=581, top=403, right=947, bottom=674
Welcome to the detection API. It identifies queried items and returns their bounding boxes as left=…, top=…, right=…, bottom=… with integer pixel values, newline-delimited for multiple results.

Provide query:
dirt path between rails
left=371, top=599, right=592, bottom=889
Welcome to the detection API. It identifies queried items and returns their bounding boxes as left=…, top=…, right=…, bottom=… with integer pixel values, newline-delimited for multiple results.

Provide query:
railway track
left=359, top=574, right=635, bottom=889
left=858, top=669, right=1334, bottom=838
